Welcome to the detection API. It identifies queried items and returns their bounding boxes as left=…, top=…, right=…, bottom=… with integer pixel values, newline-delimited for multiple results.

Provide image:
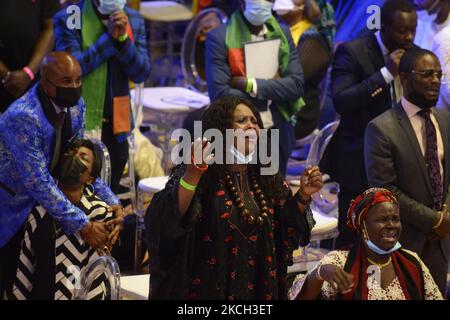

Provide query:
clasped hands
left=80, top=204, right=124, bottom=253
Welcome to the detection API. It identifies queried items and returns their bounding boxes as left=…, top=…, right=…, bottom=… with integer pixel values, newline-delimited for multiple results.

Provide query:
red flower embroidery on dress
left=247, top=283, right=254, bottom=290
left=231, top=247, right=238, bottom=255
left=249, top=235, right=258, bottom=242
left=208, top=257, right=217, bottom=265
left=202, top=234, right=211, bottom=242
left=215, top=190, right=225, bottom=196
left=265, top=256, right=273, bottom=263
left=269, top=270, right=277, bottom=278
left=266, top=293, right=273, bottom=300
left=228, top=295, right=235, bottom=300
left=248, top=260, right=255, bottom=267
left=229, top=272, right=236, bottom=279
left=268, top=232, right=274, bottom=239
left=225, top=200, right=233, bottom=206
left=224, top=235, right=233, bottom=242
left=249, top=191, right=254, bottom=197
left=220, top=212, right=230, bottom=219
left=192, top=278, right=201, bottom=285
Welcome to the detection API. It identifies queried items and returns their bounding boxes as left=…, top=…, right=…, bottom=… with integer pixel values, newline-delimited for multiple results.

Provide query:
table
left=130, top=87, right=209, bottom=172
left=121, top=274, right=150, bottom=300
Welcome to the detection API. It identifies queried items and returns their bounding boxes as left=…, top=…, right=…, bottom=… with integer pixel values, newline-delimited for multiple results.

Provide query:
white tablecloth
left=121, top=274, right=150, bottom=300
left=131, top=87, right=210, bottom=113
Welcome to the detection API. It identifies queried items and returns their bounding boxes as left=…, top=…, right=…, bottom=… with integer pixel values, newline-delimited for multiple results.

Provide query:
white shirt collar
left=49, top=99, right=68, bottom=114
left=375, top=31, right=390, bottom=58
left=401, top=96, right=428, bottom=118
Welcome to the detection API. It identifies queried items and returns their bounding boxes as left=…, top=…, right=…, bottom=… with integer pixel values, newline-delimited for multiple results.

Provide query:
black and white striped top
left=13, top=186, right=115, bottom=300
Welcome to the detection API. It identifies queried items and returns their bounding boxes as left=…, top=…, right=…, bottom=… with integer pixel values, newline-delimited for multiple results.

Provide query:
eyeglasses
left=410, top=70, right=444, bottom=80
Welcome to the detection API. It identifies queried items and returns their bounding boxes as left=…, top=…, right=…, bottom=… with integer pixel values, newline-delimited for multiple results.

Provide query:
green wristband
left=118, top=33, right=128, bottom=42
left=180, top=178, right=197, bottom=191
left=246, top=77, right=254, bottom=93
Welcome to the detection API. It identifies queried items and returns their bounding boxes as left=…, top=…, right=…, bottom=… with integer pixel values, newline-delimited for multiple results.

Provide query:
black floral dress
left=146, top=167, right=315, bottom=300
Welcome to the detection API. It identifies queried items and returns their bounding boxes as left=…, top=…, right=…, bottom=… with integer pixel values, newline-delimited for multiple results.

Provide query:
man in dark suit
left=365, top=48, right=449, bottom=294
left=205, top=0, right=304, bottom=175
left=320, top=0, right=417, bottom=248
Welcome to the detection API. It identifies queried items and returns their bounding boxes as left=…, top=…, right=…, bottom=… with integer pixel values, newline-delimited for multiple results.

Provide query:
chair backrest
left=90, top=138, right=112, bottom=187
left=181, top=8, right=227, bottom=92
left=306, top=120, right=339, bottom=167
left=72, top=255, right=121, bottom=300
left=306, top=120, right=340, bottom=214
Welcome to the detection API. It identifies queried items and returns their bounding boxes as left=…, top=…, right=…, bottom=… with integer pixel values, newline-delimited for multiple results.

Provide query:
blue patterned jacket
left=53, top=1, right=149, bottom=83
left=0, top=85, right=120, bottom=247
left=53, top=1, right=150, bottom=142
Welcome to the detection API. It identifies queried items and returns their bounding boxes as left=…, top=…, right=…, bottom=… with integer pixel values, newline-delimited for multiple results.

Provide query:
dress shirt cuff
left=380, top=67, right=394, bottom=84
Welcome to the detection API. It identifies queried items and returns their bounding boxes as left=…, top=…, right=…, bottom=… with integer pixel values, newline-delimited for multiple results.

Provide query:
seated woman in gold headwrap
left=289, top=188, right=443, bottom=300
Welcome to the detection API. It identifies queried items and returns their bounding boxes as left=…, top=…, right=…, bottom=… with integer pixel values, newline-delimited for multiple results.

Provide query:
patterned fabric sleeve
left=402, top=249, right=444, bottom=300
left=53, top=8, right=119, bottom=75
left=91, top=178, right=120, bottom=206
left=114, top=11, right=151, bottom=83
left=4, top=109, right=89, bottom=235
left=288, top=250, right=347, bottom=300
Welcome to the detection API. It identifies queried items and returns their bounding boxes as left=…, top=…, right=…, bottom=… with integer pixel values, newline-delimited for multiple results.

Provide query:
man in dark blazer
left=365, top=48, right=450, bottom=294
left=205, top=0, right=304, bottom=175
left=320, top=0, right=417, bottom=247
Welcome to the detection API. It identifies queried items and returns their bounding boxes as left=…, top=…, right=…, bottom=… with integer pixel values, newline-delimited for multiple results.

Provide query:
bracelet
left=191, top=153, right=208, bottom=171
left=245, top=77, right=254, bottom=93
left=118, top=33, right=128, bottom=42
left=179, top=177, right=197, bottom=191
left=432, top=211, right=444, bottom=230
left=22, top=67, right=35, bottom=81
left=315, top=264, right=324, bottom=281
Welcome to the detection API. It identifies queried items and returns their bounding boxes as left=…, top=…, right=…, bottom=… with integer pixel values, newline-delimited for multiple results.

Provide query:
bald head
left=40, top=52, right=82, bottom=104
left=41, top=52, right=81, bottom=82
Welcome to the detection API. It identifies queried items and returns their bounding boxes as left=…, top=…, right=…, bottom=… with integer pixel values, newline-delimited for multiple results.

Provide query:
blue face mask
left=229, top=145, right=255, bottom=164
left=98, top=0, right=126, bottom=15
left=363, top=222, right=402, bottom=255
left=243, top=0, right=274, bottom=26
left=366, top=239, right=402, bottom=255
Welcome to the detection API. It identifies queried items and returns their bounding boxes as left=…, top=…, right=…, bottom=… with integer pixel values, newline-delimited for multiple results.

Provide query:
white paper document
left=244, top=38, right=280, bottom=79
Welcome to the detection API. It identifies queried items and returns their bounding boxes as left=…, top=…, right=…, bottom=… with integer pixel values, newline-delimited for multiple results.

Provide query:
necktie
left=391, top=77, right=403, bottom=105
left=50, top=112, right=66, bottom=174
left=418, top=109, right=443, bottom=210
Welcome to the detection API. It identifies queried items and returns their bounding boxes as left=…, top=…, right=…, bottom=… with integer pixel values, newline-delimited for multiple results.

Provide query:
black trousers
left=336, top=186, right=359, bottom=249
left=0, top=225, right=25, bottom=299
left=102, top=122, right=129, bottom=194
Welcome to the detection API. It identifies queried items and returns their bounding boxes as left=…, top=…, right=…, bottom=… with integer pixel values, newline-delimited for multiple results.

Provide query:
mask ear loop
left=362, top=221, right=370, bottom=243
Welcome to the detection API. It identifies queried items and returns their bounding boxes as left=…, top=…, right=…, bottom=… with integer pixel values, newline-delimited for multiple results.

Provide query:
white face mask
left=98, top=0, right=126, bottom=16
left=229, top=144, right=255, bottom=164
left=244, top=0, right=274, bottom=26
left=363, top=222, right=402, bottom=255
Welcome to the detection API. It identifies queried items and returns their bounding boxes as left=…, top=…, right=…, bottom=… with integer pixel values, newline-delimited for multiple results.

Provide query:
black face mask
left=58, top=154, right=88, bottom=186
left=52, top=85, right=82, bottom=108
